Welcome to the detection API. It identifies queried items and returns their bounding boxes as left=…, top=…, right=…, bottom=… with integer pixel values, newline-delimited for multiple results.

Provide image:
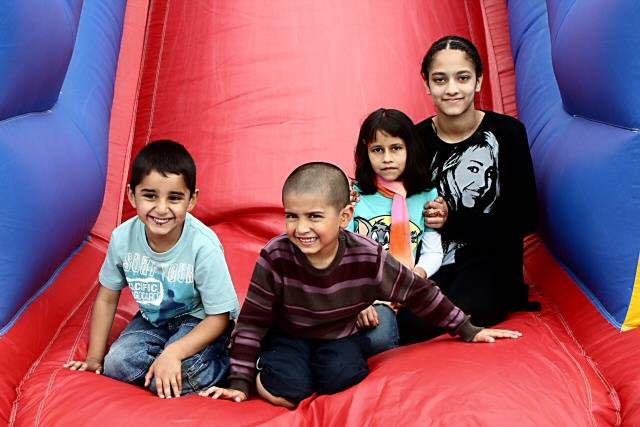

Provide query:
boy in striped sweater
left=200, top=162, right=521, bottom=408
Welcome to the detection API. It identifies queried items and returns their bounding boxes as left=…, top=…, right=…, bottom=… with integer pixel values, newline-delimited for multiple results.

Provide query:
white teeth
left=151, top=217, right=171, bottom=225
left=298, top=237, right=316, bottom=243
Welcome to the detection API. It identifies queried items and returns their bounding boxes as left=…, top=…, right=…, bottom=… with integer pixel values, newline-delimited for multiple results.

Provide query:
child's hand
left=199, top=386, right=247, bottom=402
left=350, top=188, right=361, bottom=206
left=349, top=179, right=361, bottom=206
left=472, top=328, right=522, bottom=343
left=424, top=197, right=448, bottom=229
left=145, top=349, right=182, bottom=398
left=63, top=357, right=103, bottom=374
left=357, top=305, right=379, bottom=329
left=413, top=266, right=427, bottom=279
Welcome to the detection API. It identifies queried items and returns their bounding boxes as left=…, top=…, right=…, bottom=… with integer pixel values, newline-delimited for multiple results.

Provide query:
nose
left=155, top=198, right=169, bottom=214
left=296, top=219, right=311, bottom=234
left=445, top=80, right=458, bottom=95
left=383, top=149, right=392, bottom=162
left=478, top=171, right=490, bottom=191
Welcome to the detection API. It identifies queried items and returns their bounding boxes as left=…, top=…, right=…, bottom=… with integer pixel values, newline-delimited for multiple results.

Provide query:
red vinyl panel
left=5, top=1, right=632, bottom=425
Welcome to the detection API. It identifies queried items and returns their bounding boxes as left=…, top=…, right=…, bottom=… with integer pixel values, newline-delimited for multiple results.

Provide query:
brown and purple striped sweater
left=229, top=230, right=481, bottom=395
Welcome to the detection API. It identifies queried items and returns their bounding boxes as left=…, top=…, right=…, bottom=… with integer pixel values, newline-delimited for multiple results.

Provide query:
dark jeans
left=398, top=254, right=509, bottom=345
left=103, top=313, right=232, bottom=395
left=257, top=305, right=398, bottom=403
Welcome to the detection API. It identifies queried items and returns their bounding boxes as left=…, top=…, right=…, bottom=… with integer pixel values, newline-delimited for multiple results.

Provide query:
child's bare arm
left=145, top=313, right=229, bottom=398
left=64, top=286, right=121, bottom=373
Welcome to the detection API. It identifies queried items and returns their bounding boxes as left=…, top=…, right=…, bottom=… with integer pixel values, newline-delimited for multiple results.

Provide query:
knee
left=256, top=373, right=297, bottom=409
left=312, top=346, right=368, bottom=395
left=257, top=356, right=314, bottom=404
left=102, top=345, right=149, bottom=384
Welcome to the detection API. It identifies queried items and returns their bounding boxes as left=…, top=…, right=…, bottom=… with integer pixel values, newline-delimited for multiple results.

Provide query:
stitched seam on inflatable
left=554, top=311, right=622, bottom=426
left=537, top=308, right=621, bottom=427
left=9, top=280, right=98, bottom=426
left=115, top=0, right=156, bottom=227
left=35, top=287, right=96, bottom=426
left=535, top=312, right=597, bottom=426
left=143, top=0, right=170, bottom=147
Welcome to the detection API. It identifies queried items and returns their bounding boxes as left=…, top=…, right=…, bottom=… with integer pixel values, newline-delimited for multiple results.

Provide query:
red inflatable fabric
left=8, top=243, right=620, bottom=426
left=2, top=0, right=631, bottom=425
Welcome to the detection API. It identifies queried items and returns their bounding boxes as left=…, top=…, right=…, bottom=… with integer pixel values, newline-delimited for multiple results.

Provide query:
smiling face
left=425, top=49, right=482, bottom=118
left=367, top=130, right=407, bottom=182
left=128, top=169, right=198, bottom=253
left=453, top=146, right=494, bottom=208
left=283, top=190, right=353, bottom=269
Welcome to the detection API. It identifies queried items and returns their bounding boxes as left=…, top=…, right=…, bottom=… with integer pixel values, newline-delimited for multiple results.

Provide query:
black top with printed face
left=415, top=110, right=538, bottom=271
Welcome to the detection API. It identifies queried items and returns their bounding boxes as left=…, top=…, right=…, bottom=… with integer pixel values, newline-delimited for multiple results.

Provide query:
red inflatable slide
left=2, top=1, right=639, bottom=426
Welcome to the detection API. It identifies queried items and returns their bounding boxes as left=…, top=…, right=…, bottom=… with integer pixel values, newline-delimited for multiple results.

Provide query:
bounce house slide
left=1, top=0, right=639, bottom=425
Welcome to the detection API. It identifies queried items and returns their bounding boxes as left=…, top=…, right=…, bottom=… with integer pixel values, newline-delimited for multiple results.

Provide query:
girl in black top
left=399, top=35, right=539, bottom=344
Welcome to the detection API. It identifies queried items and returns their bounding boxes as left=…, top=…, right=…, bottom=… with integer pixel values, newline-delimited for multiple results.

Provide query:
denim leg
left=311, top=334, right=369, bottom=395
left=360, top=304, right=399, bottom=358
left=147, top=316, right=232, bottom=395
left=103, top=313, right=170, bottom=386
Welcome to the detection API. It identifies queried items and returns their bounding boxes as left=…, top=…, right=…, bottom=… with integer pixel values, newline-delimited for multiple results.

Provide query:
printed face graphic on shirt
left=439, top=131, right=499, bottom=213
left=454, top=146, right=495, bottom=208
left=355, top=215, right=420, bottom=250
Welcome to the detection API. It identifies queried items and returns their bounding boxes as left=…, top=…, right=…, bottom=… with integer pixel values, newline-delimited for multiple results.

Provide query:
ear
left=422, top=74, right=431, bottom=95
left=338, top=204, right=354, bottom=228
left=127, top=184, right=137, bottom=209
left=187, top=189, right=199, bottom=212
left=475, top=74, right=483, bottom=92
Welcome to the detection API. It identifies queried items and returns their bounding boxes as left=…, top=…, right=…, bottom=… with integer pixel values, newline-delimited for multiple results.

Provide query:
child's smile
left=426, top=49, right=482, bottom=118
left=128, top=170, right=198, bottom=253
left=283, top=191, right=352, bottom=269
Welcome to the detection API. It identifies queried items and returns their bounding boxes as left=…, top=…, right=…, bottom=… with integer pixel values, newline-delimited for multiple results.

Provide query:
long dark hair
left=354, top=108, right=432, bottom=196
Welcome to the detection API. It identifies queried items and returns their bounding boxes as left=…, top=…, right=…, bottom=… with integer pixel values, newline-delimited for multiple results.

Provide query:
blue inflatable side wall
left=508, top=0, right=640, bottom=329
left=0, top=1, right=82, bottom=120
left=0, top=1, right=127, bottom=332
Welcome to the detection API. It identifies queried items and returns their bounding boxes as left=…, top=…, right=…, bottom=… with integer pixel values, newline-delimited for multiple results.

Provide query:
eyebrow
left=469, top=160, right=484, bottom=166
left=284, top=210, right=324, bottom=216
left=430, top=70, right=472, bottom=76
left=139, top=188, right=186, bottom=196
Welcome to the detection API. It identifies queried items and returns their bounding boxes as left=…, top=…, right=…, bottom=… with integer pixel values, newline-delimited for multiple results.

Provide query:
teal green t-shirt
left=99, top=213, right=240, bottom=326
left=349, top=186, right=438, bottom=257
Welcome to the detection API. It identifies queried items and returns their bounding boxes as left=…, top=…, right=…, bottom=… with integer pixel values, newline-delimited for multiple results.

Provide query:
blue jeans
left=257, top=304, right=399, bottom=403
left=361, top=304, right=399, bottom=356
left=103, top=313, right=231, bottom=395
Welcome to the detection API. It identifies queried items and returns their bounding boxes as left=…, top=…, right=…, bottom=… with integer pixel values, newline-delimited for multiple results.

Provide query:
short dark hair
left=130, top=140, right=196, bottom=194
left=282, top=162, right=350, bottom=212
left=421, top=35, right=483, bottom=83
left=354, top=108, right=432, bottom=196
